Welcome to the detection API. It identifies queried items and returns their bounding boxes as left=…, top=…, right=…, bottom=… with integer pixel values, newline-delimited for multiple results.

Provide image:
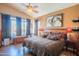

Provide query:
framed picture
left=46, top=13, right=63, bottom=27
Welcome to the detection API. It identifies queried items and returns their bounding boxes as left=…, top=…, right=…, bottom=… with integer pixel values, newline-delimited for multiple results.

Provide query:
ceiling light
left=27, top=8, right=32, bottom=13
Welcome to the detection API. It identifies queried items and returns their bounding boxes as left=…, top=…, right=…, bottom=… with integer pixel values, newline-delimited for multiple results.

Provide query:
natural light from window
left=10, top=17, right=16, bottom=38
left=21, top=19, right=27, bottom=36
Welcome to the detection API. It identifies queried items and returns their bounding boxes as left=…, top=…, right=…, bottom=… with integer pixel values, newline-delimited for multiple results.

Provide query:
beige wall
left=38, top=4, right=79, bottom=29
left=38, top=4, right=79, bottom=41
left=0, top=4, right=32, bottom=19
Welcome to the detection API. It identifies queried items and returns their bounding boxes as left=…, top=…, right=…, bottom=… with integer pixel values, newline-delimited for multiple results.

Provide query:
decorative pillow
left=46, top=32, right=64, bottom=40
left=47, top=35, right=58, bottom=40
left=42, top=35, right=47, bottom=38
left=47, top=34, right=52, bottom=39
left=42, top=32, right=49, bottom=38
left=52, top=36, right=58, bottom=40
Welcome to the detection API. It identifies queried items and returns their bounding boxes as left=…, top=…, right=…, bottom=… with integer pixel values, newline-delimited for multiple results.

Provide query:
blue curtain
left=2, top=14, right=11, bottom=40
left=16, top=17, right=21, bottom=36
left=35, top=20, right=38, bottom=35
left=26, top=19, right=30, bottom=35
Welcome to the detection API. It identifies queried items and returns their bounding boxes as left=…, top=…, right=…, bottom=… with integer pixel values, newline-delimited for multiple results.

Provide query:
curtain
left=35, top=20, right=38, bottom=35
left=26, top=19, right=30, bottom=35
left=2, top=14, right=10, bottom=40
left=16, top=17, right=21, bottom=36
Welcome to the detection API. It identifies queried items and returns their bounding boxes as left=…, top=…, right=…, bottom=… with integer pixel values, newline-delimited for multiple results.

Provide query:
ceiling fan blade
left=22, top=3, right=39, bottom=13
left=22, top=3, right=31, bottom=8
left=32, top=9, right=38, bottom=13
left=33, top=5, right=38, bottom=8
left=26, top=5, right=29, bottom=8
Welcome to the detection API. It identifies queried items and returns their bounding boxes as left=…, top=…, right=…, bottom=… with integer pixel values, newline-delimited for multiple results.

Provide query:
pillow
left=52, top=36, right=58, bottom=40
left=42, top=35, right=47, bottom=38
left=47, top=34, right=52, bottom=39
left=47, top=35, right=58, bottom=40
left=50, top=35, right=62, bottom=41
left=42, top=32, right=49, bottom=38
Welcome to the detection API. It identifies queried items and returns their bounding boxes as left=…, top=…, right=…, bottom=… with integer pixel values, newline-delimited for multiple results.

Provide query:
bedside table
left=65, top=40, right=76, bottom=53
left=75, top=41, right=79, bottom=56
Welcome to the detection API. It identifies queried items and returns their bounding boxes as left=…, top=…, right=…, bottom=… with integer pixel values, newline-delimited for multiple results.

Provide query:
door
left=0, top=14, right=2, bottom=46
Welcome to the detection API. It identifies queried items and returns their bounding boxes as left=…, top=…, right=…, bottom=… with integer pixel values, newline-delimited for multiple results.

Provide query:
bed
left=25, top=36, right=64, bottom=56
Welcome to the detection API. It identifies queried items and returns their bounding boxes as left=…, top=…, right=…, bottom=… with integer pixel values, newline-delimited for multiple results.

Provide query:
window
left=38, top=21, right=40, bottom=30
left=21, top=19, right=27, bottom=36
left=10, top=17, right=16, bottom=38
left=37, top=21, right=40, bottom=34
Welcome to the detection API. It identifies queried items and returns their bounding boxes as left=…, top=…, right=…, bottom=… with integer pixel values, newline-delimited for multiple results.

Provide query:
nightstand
left=75, top=41, right=79, bottom=55
left=65, top=40, right=76, bottom=53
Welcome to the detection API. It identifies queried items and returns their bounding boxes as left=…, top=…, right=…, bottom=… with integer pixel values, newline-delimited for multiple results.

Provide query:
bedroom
left=0, top=3, right=79, bottom=56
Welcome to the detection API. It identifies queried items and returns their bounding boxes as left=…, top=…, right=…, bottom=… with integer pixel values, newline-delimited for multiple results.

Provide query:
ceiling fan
left=24, top=3, right=38, bottom=13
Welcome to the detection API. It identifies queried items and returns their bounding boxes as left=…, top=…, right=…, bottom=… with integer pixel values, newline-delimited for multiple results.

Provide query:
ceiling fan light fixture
left=27, top=8, right=32, bottom=13
left=25, top=3, right=38, bottom=13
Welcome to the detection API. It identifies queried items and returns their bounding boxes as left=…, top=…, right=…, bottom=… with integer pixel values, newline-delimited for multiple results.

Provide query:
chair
left=3, top=38, right=11, bottom=46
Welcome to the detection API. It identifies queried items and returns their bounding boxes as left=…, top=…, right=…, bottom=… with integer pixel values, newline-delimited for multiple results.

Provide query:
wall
left=38, top=4, right=79, bottom=29
left=38, top=4, right=79, bottom=41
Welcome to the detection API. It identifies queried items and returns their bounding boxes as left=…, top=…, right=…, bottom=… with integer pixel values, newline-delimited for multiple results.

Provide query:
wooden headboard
left=45, top=27, right=67, bottom=33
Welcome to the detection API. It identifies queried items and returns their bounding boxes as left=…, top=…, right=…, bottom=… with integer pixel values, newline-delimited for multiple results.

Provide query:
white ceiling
left=7, top=3, right=77, bottom=18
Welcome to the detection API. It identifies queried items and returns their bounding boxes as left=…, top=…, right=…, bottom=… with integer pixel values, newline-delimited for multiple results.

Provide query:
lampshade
left=27, top=8, right=32, bottom=13
left=66, top=27, right=72, bottom=33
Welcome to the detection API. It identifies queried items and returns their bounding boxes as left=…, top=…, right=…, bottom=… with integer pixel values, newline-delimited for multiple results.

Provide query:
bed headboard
left=45, top=27, right=67, bottom=33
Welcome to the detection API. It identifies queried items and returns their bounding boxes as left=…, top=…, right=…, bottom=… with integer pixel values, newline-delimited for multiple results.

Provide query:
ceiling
left=6, top=3, right=77, bottom=18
